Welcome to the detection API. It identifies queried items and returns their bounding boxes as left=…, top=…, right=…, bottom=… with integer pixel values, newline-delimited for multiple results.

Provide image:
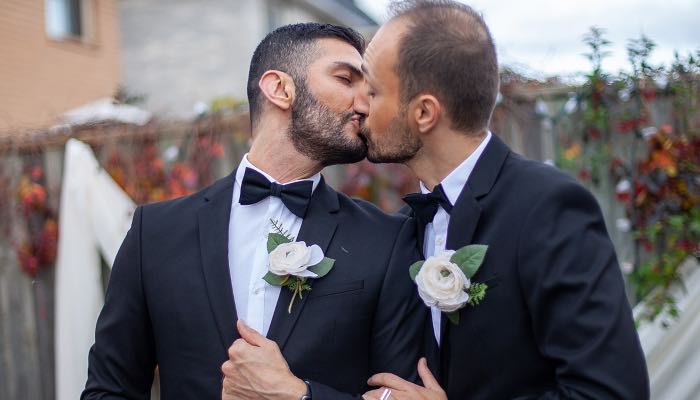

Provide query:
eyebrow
left=361, top=62, right=375, bottom=81
left=331, top=61, right=362, bottom=78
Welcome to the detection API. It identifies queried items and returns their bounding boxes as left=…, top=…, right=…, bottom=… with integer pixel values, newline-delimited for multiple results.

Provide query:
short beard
left=364, top=107, right=422, bottom=164
left=288, top=79, right=367, bottom=166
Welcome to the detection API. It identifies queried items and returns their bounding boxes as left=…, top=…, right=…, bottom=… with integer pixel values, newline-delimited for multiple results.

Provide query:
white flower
left=268, top=241, right=324, bottom=278
left=415, top=251, right=470, bottom=313
left=615, top=179, right=631, bottom=194
left=616, top=217, right=631, bottom=233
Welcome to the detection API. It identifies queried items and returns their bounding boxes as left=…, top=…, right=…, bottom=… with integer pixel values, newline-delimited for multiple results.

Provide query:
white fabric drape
left=635, top=257, right=700, bottom=400
left=54, top=139, right=135, bottom=400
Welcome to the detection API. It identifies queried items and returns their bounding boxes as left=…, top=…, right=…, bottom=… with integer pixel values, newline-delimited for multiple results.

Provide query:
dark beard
left=288, top=80, right=367, bottom=166
left=364, top=109, right=422, bottom=164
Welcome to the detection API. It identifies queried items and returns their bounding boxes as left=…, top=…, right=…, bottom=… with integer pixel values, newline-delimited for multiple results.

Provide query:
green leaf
left=690, top=220, right=700, bottom=236
left=409, top=260, right=425, bottom=281
left=270, top=219, right=295, bottom=241
left=267, top=232, right=291, bottom=253
left=446, top=311, right=460, bottom=325
left=468, top=283, right=488, bottom=306
left=263, top=271, right=289, bottom=286
left=308, top=257, right=335, bottom=278
left=668, top=215, right=684, bottom=230
left=450, top=244, right=488, bottom=278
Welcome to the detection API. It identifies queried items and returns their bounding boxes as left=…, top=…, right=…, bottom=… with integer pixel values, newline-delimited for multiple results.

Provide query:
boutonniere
left=263, top=219, right=335, bottom=313
left=409, top=244, right=488, bottom=325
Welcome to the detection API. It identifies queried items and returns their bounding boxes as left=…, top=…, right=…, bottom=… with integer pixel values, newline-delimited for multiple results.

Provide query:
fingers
left=227, top=337, right=249, bottom=360
left=221, top=361, right=239, bottom=398
left=417, top=357, right=441, bottom=391
left=368, top=373, right=413, bottom=391
left=236, top=319, right=267, bottom=347
left=221, top=359, right=235, bottom=376
left=362, top=388, right=385, bottom=400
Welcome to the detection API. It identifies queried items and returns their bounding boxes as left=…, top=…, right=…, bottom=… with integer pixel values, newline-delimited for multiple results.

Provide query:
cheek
left=318, top=94, right=347, bottom=112
left=328, top=91, right=355, bottom=111
left=368, top=99, right=393, bottom=129
left=311, top=79, right=355, bottom=111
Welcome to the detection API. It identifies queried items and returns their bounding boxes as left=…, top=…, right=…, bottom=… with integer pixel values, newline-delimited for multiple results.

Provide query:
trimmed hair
left=388, top=0, right=499, bottom=133
left=247, top=22, right=365, bottom=125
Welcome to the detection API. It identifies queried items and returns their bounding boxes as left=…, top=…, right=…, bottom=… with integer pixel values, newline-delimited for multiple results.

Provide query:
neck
left=247, top=124, right=322, bottom=183
left=406, top=129, right=487, bottom=190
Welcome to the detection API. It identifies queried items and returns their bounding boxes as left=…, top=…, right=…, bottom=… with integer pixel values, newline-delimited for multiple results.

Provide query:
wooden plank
left=0, top=238, right=42, bottom=400
left=0, top=153, right=40, bottom=399
left=32, top=267, right=55, bottom=400
left=0, top=242, right=13, bottom=400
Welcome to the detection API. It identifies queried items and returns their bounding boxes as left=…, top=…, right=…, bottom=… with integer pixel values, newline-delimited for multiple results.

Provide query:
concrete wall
left=118, top=0, right=373, bottom=117
left=118, top=0, right=268, bottom=117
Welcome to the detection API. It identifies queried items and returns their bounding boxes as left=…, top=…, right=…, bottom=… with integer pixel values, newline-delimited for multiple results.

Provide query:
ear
left=258, top=70, right=295, bottom=112
left=409, top=94, right=441, bottom=134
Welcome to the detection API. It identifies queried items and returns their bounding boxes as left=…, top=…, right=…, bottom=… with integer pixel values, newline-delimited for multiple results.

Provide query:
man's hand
left=363, top=358, right=447, bottom=400
left=221, top=320, right=307, bottom=400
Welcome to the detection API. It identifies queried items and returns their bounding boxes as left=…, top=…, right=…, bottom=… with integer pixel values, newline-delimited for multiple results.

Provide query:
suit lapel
left=398, top=205, right=426, bottom=258
left=443, top=134, right=511, bottom=349
left=446, top=133, right=511, bottom=257
left=415, top=219, right=427, bottom=259
left=266, top=177, right=340, bottom=350
left=446, top=186, right=482, bottom=252
left=198, top=172, right=239, bottom=351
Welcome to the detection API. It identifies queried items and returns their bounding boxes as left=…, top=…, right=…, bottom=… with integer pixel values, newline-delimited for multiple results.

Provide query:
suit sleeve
left=515, top=181, right=649, bottom=400
left=82, top=206, right=157, bottom=399
left=308, top=218, right=428, bottom=399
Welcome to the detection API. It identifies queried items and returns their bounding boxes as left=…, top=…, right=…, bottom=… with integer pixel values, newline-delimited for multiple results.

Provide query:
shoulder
left=334, top=190, right=410, bottom=235
left=504, top=153, right=575, bottom=186
left=329, top=190, right=417, bottom=266
left=499, top=153, right=595, bottom=206
left=138, top=174, right=232, bottom=230
left=139, top=187, right=207, bottom=222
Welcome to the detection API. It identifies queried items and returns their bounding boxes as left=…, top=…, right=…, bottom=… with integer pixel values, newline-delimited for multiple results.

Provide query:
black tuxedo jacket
left=414, top=135, right=649, bottom=399
left=83, top=174, right=426, bottom=399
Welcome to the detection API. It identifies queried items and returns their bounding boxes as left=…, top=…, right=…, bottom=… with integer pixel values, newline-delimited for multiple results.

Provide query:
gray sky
left=356, top=0, right=700, bottom=79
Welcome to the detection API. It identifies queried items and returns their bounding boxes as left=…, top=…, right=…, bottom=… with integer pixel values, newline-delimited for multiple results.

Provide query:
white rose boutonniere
left=263, top=220, right=335, bottom=313
left=268, top=241, right=324, bottom=278
left=410, top=244, right=488, bottom=324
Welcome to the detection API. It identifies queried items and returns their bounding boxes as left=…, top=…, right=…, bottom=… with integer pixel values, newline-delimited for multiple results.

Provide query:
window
left=45, top=0, right=83, bottom=39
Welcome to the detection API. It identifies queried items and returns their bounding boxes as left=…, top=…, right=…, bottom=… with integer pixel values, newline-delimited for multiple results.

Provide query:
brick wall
left=0, top=0, right=120, bottom=132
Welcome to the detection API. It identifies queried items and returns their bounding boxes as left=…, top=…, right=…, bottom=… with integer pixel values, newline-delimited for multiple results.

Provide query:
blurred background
left=0, top=1, right=698, bottom=399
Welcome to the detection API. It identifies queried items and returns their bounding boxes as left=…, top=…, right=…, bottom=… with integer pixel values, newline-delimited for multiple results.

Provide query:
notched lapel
left=266, top=178, right=339, bottom=350
left=446, top=133, right=511, bottom=261
left=198, top=173, right=239, bottom=352
left=442, top=134, right=511, bottom=345
left=446, top=185, right=481, bottom=252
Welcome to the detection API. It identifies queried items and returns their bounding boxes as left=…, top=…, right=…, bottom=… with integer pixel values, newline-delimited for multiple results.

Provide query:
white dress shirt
left=422, top=131, right=492, bottom=343
left=228, top=154, right=320, bottom=336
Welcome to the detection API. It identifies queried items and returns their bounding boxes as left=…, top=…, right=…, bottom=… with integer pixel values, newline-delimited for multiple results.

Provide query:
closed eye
left=336, top=75, right=352, bottom=85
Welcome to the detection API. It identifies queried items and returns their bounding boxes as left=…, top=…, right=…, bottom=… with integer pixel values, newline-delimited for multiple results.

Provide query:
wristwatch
left=300, top=380, right=312, bottom=400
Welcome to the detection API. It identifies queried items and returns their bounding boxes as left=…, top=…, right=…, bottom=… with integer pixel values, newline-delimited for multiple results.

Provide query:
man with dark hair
left=246, top=23, right=369, bottom=166
left=360, top=1, right=649, bottom=399
left=83, top=22, right=426, bottom=400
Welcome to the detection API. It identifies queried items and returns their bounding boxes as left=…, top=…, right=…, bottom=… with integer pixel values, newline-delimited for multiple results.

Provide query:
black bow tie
left=239, top=168, right=314, bottom=218
left=403, top=184, right=453, bottom=224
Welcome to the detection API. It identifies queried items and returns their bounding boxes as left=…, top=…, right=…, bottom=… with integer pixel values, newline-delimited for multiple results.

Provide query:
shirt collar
left=420, top=131, right=492, bottom=204
left=235, top=153, right=321, bottom=192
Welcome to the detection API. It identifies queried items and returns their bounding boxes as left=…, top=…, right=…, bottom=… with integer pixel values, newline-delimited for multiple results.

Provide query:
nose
left=354, top=82, right=370, bottom=118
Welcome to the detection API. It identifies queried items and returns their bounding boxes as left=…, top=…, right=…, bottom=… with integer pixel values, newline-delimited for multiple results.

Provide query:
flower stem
left=288, top=284, right=299, bottom=314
